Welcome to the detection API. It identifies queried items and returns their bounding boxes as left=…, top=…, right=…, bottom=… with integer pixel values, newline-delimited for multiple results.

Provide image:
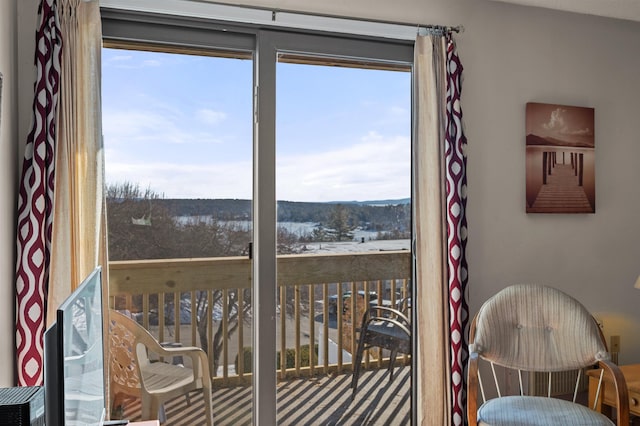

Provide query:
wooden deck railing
left=108, top=250, right=411, bottom=386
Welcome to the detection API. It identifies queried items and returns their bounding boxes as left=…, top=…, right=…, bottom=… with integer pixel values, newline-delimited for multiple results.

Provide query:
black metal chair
left=350, top=301, right=411, bottom=399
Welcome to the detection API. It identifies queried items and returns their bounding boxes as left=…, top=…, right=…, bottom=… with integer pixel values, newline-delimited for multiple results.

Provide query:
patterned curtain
left=15, top=0, right=62, bottom=387
left=414, top=33, right=468, bottom=425
left=444, top=36, right=469, bottom=426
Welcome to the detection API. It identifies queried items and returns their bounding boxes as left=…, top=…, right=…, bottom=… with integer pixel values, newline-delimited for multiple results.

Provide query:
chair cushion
left=477, top=396, right=615, bottom=426
left=365, top=321, right=411, bottom=354
left=367, top=322, right=410, bottom=340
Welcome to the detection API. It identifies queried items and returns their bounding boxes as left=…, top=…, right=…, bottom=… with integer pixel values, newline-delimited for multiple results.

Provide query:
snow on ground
left=297, top=239, right=410, bottom=254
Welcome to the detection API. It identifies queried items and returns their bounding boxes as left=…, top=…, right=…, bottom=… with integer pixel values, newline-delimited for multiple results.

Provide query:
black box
left=0, top=387, right=45, bottom=426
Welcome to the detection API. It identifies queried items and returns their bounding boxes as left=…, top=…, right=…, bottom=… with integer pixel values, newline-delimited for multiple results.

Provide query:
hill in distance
left=146, top=198, right=411, bottom=230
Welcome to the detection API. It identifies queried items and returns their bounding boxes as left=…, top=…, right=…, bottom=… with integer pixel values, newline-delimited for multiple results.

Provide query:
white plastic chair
left=109, top=310, right=213, bottom=425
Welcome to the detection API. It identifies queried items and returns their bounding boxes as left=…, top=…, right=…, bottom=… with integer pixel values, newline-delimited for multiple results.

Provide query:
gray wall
left=2, top=0, right=639, bottom=388
left=459, top=2, right=640, bottom=364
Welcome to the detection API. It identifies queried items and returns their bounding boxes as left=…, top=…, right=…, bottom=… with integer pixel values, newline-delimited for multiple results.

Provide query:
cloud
left=105, top=130, right=410, bottom=201
left=389, top=106, right=408, bottom=116
left=562, top=127, right=592, bottom=136
left=142, top=59, right=161, bottom=67
left=543, top=108, right=567, bottom=132
left=109, top=55, right=133, bottom=62
left=105, top=54, right=163, bottom=69
left=103, top=106, right=226, bottom=147
left=276, top=131, right=410, bottom=202
left=540, top=107, right=593, bottom=139
left=105, top=160, right=253, bottom=199
left=103, top=109, right=187, bottom=145
left=196, top=108, right=227, bottom=126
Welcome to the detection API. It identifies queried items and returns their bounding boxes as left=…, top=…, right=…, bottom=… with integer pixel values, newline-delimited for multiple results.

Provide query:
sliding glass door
left=102, top=13, right=257, bottom=424
left=257, top=30, right=413, bottom=424
left=103, top=11, right=414, bottom=425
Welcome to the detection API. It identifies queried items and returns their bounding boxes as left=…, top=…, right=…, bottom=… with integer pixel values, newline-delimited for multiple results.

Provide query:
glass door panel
left=275, top=56, right=412, bottom=424
left=102, top=46, right=254, bottom=424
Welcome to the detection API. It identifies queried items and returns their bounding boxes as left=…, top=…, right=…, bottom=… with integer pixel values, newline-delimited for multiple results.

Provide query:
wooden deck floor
left=118, top=366, right=411, bottom=425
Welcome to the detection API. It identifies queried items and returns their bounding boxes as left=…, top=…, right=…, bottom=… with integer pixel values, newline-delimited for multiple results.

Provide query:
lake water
left=175, top=217, right=382, bottom=242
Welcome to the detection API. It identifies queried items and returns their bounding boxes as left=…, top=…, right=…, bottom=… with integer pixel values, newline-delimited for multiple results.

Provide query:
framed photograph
left=525, top=102, right=595, bottom=213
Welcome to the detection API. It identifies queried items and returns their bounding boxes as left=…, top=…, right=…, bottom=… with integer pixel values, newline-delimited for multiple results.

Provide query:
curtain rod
left=191, top=0, right=464, bottom=35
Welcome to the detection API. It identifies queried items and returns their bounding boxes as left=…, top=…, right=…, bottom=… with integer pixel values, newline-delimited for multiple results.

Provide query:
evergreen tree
left=326, top=204, right=355, bottom=242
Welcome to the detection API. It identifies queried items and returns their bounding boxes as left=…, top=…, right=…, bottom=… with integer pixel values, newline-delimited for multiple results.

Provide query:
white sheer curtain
left=48, top=0, right=106, bottom=325
left=414, top=33, right=468, bottom=426
left=49, top=0, right=109, bottom=406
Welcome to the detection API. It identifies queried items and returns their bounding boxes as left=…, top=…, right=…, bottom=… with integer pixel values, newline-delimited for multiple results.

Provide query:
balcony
left=108, top=250, right=411, bottom=424
left=118, top=366, right=410, bottom=425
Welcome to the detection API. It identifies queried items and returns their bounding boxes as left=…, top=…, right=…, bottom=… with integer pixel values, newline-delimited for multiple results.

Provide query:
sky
left=102, top=48, right=411, bottom=202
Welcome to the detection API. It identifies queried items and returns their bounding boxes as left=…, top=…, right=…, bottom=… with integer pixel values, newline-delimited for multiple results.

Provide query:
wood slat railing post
left=238, top=289, right=245, bottom=377
left=280, top=284, right=287, bottom=380
left=363, top=280, right=370, bottom=370
left=222, top=288, right=229, bottom=380
left=402, top=278, right=410, bottom=364
left=190, top=290, right=197, bottom=350
left=158, top=293, right=165, bottom=345
left=322, top=283, right=329, bottom=374
left=158, top=293, right=165, bottom=363
left=349, top=281, right=357, bottom=371
left=294, top=285, right=301, bottom=375
left=173, top=292, right=180, bottom=344
left=377, top=279, right=383, bottom=367
left=337, top=282, right=343, bottom=370
left=207, top=290, right=214, bottom=378
left=309, top=283, right=315, bottom=376
left=142, top=294, right=149, bottom=330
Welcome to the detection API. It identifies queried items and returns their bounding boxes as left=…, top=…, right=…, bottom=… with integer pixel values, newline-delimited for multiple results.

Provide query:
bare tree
left=106, top=182, right=252, bottom=374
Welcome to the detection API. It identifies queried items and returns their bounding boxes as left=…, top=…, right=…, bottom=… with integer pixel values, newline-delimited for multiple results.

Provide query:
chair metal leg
left=351, top=331, right=368, bottom=400
left=388, top=348, right=399, bottom=382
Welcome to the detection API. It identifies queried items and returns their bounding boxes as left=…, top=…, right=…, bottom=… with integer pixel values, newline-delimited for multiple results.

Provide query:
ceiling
left=491, top=0, right=640, bottom=23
